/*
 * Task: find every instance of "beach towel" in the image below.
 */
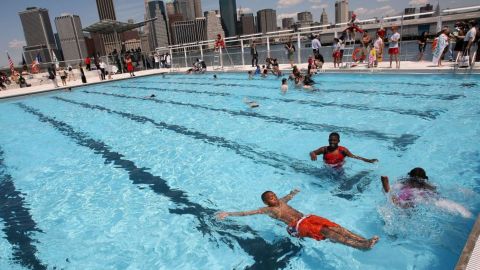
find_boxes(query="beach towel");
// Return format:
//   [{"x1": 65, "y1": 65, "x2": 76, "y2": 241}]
[{"x1": 432, "y1": 34, "x2": 448, "y2": 65}]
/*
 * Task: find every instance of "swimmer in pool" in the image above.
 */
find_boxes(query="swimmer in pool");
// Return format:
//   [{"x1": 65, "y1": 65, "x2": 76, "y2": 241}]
[
  {"x1": 243, "y1": 98, "x2": 259, "y2": 108},
  {"x1": 281, "y1": 78, "x2": 288, "y2": 93},
  {"x1": 310, "y1": 132, "x2": 378, "y2": 168},
  {"x1": 381, "y1": 167, "x2": 472, "y2": 218},
  {"x1": 216, "y1": 189, "x2": 379, "y2": 250},
  {"x1": 144, "y1": 94, "x2": 156, "y2": 99},
  {"x1": 213, "y1": 74, "x2": 217, "y2": 80}
]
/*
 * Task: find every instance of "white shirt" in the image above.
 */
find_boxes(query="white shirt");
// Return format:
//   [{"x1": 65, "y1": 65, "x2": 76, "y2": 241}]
[
  {"x1": 312, "y1": 38, "x2": 322, "y2": 50},
  {"x1": 374, "y1": 37, "x2": 383, "y2": 51},
  {"x1": 464, "y1": 27, "x2": 477, "y2": 42},
  {"x1": 389, "y1": 32, "x2": 400, "y2": 48},
  {"x1": 99, "y1": 62, "x2": 106, "y2": 69}
]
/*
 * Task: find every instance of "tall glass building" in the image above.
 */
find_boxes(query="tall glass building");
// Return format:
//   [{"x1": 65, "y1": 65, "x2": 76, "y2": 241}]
[{"x1": 219, "y1": 0, "x2": 237, "y2": 37}]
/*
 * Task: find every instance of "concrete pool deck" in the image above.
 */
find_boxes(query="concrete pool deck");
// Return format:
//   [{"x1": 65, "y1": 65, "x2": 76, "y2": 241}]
[
  {"x1": 0, "y1": 60, "x2": 479, "y2": 100},
  {"x1": 456, "y1": 215, "x2": 480, "y2": 270}
]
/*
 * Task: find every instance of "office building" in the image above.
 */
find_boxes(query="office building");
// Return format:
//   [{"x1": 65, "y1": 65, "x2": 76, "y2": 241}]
[
  {"x1": 96, "y1": 0, "x2": 116, "y2": 20},
  {"x1": 176, "y1": 0, "x2": 195, "y2": 21},
  {"x1": 257, "y1": 9, "x2": 277, "y2": 33},
  {"x1": 320, "y1": 8, "x2": 328, "y2": 26},
  {"x1": 419, "y1": 4, "x2": 433, "y2": 18},
  {"x1": 282, "y1": 17, "x2": 294, "y2": 29},
  {"x1": 240, "y1": 13, "x2": 256, "y2": 35},
  {"x1": 194, "y1": 0, "x2": 202, "y2": 18},
  {"x1": 95, "y1": 0, "x2": 120, "y2": 55},
  {"x1": 171, "y1": 18, "x2": 206, "y2": 44},
  {"x1": 297, "y1": 11, "x2": 313, "y2": 26},
  {"x1": 146, "y1": 0, "x2": 170, "y2": 49},
  {"x1": 205, "y1": 10, "x2": 225, "y2": 42},
  {"x1": 219, "y1": 0, "x2": 237, "y2": 37},
  {"x1": 404, "y1": 7, "x2": 416, "y2": 20},
  {"x1": 166, "y1": 1, "x2": 176, "y2": 16},
  {"x1": 335, "y1": 0, "x2": 349, "y2": 24},
  {"x1": 54, "y1": 14, "x2": 88, "y2": 64},
  {"x1": 19, "y1": 7, "x2": 57, "y2": 63}
]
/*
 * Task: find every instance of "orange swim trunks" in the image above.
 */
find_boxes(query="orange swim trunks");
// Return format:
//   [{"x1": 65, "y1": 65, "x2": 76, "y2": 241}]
[{"x1": 287, "y1": 215, "x2": 339, "y2": 241}]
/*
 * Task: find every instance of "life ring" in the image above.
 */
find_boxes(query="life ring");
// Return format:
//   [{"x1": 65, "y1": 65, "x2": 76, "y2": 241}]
[{"x1": 352, "y1": 47, "x2": 366, "y2": 62}]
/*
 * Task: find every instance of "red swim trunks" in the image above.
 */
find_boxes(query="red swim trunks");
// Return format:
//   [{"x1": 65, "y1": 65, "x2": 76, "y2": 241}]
[
  {"x1": 287, "y1": 215, "x2": 339, "y2": 241},
  {"x1": 388, "y1": 48, "x2": 399, "y2": 55}
]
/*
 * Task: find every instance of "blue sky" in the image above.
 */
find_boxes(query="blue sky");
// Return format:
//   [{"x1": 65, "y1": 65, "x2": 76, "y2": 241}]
[{"x1": 1, "y1": 0, "x2": 477, "y2": 67}]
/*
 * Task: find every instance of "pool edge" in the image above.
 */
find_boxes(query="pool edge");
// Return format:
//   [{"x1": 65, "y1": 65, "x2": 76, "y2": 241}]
[{"x1": 456, "y1": 214, "x2": 480, "y2": 270}]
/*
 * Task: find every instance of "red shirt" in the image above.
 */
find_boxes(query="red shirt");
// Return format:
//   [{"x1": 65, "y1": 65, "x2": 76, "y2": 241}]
[{"x1": 323, "y1": 146, "x2": 348, "y2": 167}]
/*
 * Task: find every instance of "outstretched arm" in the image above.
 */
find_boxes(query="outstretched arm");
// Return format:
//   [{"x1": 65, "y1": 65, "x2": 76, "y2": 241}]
[
  {"x1": 344, "y1": 148, "x2": 378, "y2": 163},
  {"x1": 381, "y1": 176, "x2": 390, "y2": 193},
  {"x1": 280, "y1": 189, "x2": 300, "y2": 203},
  {"x1": 310, "y1": 147, "x2": 326, "y2": 161},
  {"x1": 216, "y1": 208, "x2": 267, "y2": 220}
]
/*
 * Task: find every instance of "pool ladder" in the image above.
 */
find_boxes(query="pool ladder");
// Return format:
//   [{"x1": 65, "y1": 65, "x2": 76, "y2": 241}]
[{"x1": 212, "y1": 48, "x2": 237, "y2": 71}]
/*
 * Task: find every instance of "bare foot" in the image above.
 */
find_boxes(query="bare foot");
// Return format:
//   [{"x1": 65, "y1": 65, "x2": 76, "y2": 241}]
[{"x1": 368, "y1": 236, "x2": 379, "y2": 248}]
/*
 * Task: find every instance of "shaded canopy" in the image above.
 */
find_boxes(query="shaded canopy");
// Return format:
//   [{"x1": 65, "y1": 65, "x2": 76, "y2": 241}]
[{"x1": 83, "y1": 18, "x2": 156, "y2": 34}]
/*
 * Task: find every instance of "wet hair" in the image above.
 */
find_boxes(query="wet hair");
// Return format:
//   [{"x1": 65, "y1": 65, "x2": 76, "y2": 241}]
[
  {"x1": 282, "y1": 78, "x2": 287, "y2": 84},
  {"x1": 408, "y1": 167, "x2": 428, "y2": 180},
  {"x1": 404, "y1": 167, "x2": 436, "y2": 191},
  {"x1": 329, "y1": 132, "x2": 340, "y2": 140},
  {"x1": 213, "y1": 74, "x2": 217, "y2": 79},
  {"x1": 261, "y1": 191, "x2": 274, "y2": 202}
]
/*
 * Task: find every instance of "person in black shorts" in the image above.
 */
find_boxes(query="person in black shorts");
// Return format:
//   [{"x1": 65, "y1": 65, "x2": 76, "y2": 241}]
[{"x1": 417, "y1": 31, "x2": 428, "y2": 61}]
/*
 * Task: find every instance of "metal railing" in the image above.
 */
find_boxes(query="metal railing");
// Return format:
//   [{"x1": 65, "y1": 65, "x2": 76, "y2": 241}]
[{"x1": 156, "y1": 5, "x2": 480, "y2": 69}]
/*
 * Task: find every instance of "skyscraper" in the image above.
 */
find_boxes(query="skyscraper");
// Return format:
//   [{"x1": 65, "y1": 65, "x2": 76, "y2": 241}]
[
  {"x1": 240, "y1": 13, "x2": 255, "y2": 35},
  {"x1": 297, "y1": 11, "x2": 313, "y2": 26},
  {"x1": 54, "y1": 14, "x2": 88, "y2": 63},
  {"x1": 166, "y1": 1, "x2": 176, "y2": 16},
  {"x1": 96, "y1": 0, "x2": 116, "y2": 20},
  {"x1": 219, "y1": 0, "x2": 237, "y2": 37},
  {"x1": 171, "y1": 18, "x2": 206, "y2": 44},
  {"x1": 19, "y1": 7, "x2": 57, "y2": 63},
  {"x1": 257, "y1": 9, "x2": 277, "y2": 33},
  {"x1": 194, "y1": 0, "x2": 202, "y2": 18},
  {"x1": 282, "y1": 18, "x2": 294, "y2": 29},
  {"x1": 146, "y1": 1, "x2": 170, "y2": 49},
  {"x1": 335, "y1": 0, "x2": 349, "y2": 24},
  {"x1": 176, "y1": 0, "x2": 195, "y2": 21},
  {"x1": 95, "y1": 0, "x2": 119, "y2": 55},
  {"x1": 320, "y1": 8, "x2": 328, "y2": 25},
  {"x1": 205, "y1": 10, "x2": 225, "y2": 42}
]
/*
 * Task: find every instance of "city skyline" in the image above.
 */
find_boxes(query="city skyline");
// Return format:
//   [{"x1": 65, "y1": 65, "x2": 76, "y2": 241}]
[{"x1": 1, "y1": 0, "x2": 478, "y2": 67}]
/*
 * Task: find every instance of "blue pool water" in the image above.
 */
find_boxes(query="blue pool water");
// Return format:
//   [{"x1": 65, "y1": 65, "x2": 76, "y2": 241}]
[{"x1": 0, "y1": 73, "x2": 479, "y2": 269}]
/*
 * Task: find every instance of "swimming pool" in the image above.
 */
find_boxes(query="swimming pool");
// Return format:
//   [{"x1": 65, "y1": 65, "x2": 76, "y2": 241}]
[{"x1": 0, "y1": 72, "x2": 478, "y2": 269}]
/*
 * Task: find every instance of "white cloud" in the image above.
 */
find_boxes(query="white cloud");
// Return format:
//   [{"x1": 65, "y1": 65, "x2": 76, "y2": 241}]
[
  {"x1": 237, "y1": 7, "x2": 252, "y2": 14},
  {"x1": 312, "y1": 4, "x2": 328, "y2": 9},
  {"x1": 354, "y1": 5, "x2": 397, "y2": 18},
  {"x1": 8, "y1": 39, "x2": 26, "y2": 49},
  {"x1": 277, "y1": 0, "x2": 304, "y2": 8},
  {"x1": 408, "y1": 0, "x2": 429, "y2": 6},
  {"x1": 308, "y1": 0, "x2": 328, "y2": 10},
  {"x1": 277, "y1": 12, "x2": 298, "y2": 20}
]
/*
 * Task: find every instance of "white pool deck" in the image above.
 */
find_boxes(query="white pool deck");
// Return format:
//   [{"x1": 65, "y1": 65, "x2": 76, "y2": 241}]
[
  {"x1": 457, "y1": 215, "x2": 480, "y2": 270},
  {"x1": 0, "y1": 60, "x2": 478, "y2": 100}
]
